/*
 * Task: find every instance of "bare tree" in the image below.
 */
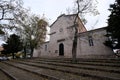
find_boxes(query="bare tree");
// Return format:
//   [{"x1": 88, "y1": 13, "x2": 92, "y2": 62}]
[
  {"x1": 26, "y1": 15, "x2": 48, "y2": 58},
  {"x1": 66, "y1": 0, "x2": 98, "y2": 24},
  {"x1": 72, "y1": 0, "x2": 98, "y2": 62},
  {"x1": 0, "y1": 0, "x2": 23, "y2": 20},
  {"x1": 0, "y1": 0, "x2": 25, "y2": 49},
  {"x1": 12, "y1": 11, "x2": 48, "y2": 58}
]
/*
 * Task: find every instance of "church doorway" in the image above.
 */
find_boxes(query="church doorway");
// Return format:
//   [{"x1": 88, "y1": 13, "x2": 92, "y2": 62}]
[{"x1": 59, "y1": 43, "x2": 64, "y2": 56}]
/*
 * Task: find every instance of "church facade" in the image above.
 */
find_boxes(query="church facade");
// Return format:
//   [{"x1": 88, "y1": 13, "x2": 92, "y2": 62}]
[{"x1": 33, "y1": 14, "x2": 113, "y2": 58}]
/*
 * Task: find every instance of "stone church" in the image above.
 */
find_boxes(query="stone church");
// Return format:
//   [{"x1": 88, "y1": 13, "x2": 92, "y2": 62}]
[{"x1": 33, "y1": 14, "x2": 113, "y2": 58}]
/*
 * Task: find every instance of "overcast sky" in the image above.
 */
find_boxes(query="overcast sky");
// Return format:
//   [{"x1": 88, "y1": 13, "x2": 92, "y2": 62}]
[
  {"x1": 23, "y1": 0, "x2": 115, "y2": 30},
  {"x1": 0, "y1": 0, "x2": 115, "y2": 45}
]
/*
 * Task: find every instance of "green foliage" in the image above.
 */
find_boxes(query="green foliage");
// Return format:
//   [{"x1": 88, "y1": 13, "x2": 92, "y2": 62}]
[
  {"x1": 0, "y1": 29, "x2": 4, "y2": 34},
  {"x1": 0, "y1": 24, "x2": 4, "y2": 34},
  {"x1": 106, "y1": 0, "x2": 120, "y2": 48},
  {"x1": 104, "y1": 40, "x2": 113, "y2": 48},
  {"x1": 13, "y1": 13, "x2": 48, "y2": 58},
  {"x1": 27, "y1": 17, "x2": 48, "y2": 57},
  {"x1": 1, "y1": 34, "x2": 23, "y2": 58},
  {"x1": 15, "y1": 52, "x2": 24, "y2": 58},
  {"x1": 107, "y1": 0, "x2": 120, "y2": 38}
]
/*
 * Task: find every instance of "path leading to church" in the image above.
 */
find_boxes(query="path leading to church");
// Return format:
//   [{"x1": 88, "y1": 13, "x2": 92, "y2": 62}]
[{"x1": 0, "y1": 58, "x2": 120, "y2": 80}]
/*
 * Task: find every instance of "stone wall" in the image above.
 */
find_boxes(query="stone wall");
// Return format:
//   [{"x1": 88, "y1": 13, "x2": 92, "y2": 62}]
[{"x1": 76, "y1": 27, "x2": 113, "y2": 58}]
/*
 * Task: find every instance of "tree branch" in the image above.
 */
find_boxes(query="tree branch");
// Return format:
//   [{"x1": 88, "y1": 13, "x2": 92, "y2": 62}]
[{"x1": 0, "y1": 6, "x2": 5, "y2": 20}]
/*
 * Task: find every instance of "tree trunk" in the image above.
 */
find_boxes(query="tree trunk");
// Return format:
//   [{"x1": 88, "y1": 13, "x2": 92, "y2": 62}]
[
  {"x1": 12, "y1": 53, "x2": 15, "y2": 59},
  {"x1": 72, "y1": 0, "x2": 79, "y2": 62},
  {"x1": 72, "y1": 20, "x2": 78, "y2": 63},
  {"x1": 30, "y1": 47, "x2": 34, "y2": 58},
  {"x1": 72, "y1": 34, "x2": 78, "y2": 62},
  {"x1": 23, "y1": 46, "x2": 26, "y2": 58}
]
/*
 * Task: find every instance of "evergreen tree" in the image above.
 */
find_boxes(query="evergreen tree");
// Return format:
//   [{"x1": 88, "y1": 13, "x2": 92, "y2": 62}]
[
  {"x1": 2, "y1": 34, "x2": 23, "y2": 58},
  {"x1": 106, "y1": 0, "x2": 120, "y2": 48}
]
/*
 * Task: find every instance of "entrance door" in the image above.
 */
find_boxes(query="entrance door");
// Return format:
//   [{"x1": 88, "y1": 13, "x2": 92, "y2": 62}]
[{"x1": 59, "y1": 43, "x2": 64, "y2": 56}]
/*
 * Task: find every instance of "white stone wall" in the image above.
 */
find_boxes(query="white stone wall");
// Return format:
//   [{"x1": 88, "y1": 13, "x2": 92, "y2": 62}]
[
  {"x1": 76, "y1": 28, "x2": 113, "y2": 58},
  {"x1": 46, "y1": 15, "x2": 75, "y2": 57},
  {"x1": 33, "y1": 42, "x2": 49, "y2": 57},
  {"x1": 46, "y1": 14, "x2": 86, "y2": 58}
]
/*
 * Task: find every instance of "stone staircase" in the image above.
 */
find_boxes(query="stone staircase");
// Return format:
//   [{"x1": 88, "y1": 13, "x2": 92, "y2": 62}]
[{"x1": 0, "y1": 58, "x2": 120, "y2": 80}]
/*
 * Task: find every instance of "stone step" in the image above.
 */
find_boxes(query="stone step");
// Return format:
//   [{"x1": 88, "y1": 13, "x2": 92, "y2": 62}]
[
  {"x1": 11, "y1": 60, "x2": 120, "y2": 80},
  {"x1": 0, "y1": 62, "x2": 46, "y2": 80},
  {"x1": 77, "y1": 59, "x2": 120, "y2": 63},
  {"x1": 77, "y1": 61, "x2": 120, "y2": 67},
  {"x1": 28, "y1": 58, "x2": 120, "y2": 67},
  {"x1": 19, "y1": 57, "x2": 120, "y2": 68},
  {"x1": 32, "y1": 57, "x2": 120, "y2": 63},
  {"x1": 30, "y1": 58, "x2": 120, "y2": 63},
  {"x1": 0, "y1": 67, "x2": 14, "y2": 80},
  {"x1": 24, "y1": 60, "x2": 120, "y2": 74},
  {"x1": 3, "y1": 61, "x2": 97, "y2": 80}
]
